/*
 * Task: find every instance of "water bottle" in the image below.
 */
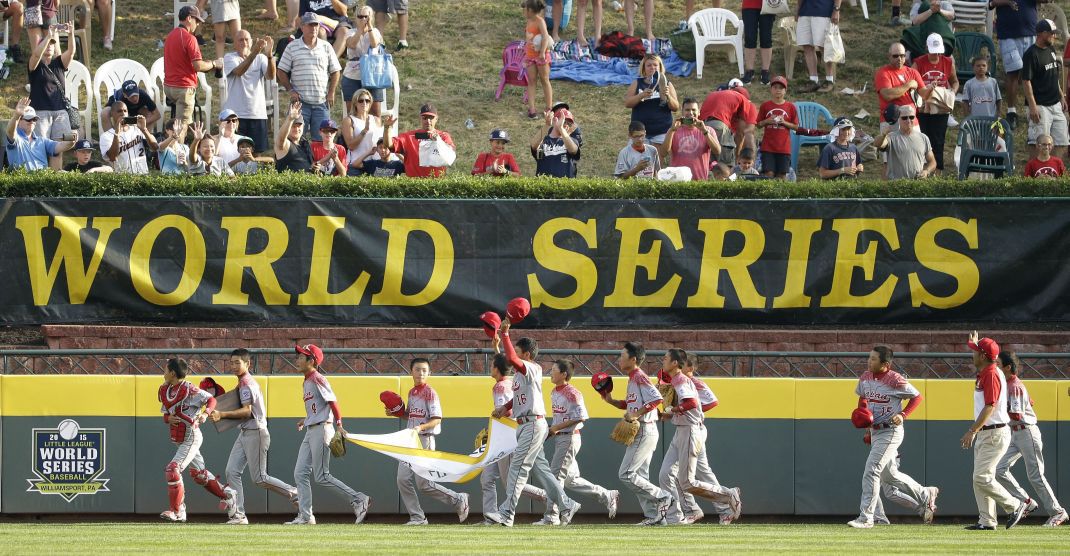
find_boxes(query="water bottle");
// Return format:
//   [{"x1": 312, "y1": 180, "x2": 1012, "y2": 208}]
[
  {"x1": 787, "y1": 166, "x2": 797, "y2": 182},
  {"x1": 464, "y1": 119, "x2": 475, "y2": 130}
]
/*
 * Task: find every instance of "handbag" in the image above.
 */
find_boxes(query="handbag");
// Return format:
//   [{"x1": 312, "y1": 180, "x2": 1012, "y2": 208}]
[
  {"x1": 823, "y1": 24, "x2": 845, "y2": 64},
  {"x1": 42, "y1": 61, "x2": 81, "y2": 130},
  {"x1": 761, "y1": 0, "x2": 792, "y2": 16},
  {"x1": 360, "y1": 45, "x2": 394, "y2": 90},
  {"x1": 924, "y1": 86, "x2": 955, "y2": 114},
  {"x1": 419, "y1": 136, "x2": 456, "y2": 167}
]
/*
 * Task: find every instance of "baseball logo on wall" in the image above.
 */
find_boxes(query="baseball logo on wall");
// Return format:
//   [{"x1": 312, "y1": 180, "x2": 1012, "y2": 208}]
[{"x1": 27, "y1": 419, "x2": 109, "y2": 502}]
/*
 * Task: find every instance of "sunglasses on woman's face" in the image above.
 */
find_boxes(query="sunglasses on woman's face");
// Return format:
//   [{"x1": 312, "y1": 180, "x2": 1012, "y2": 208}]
[
  {"x1": 356, "y1": 14, "x2": 368, "y2": 19},
  {"x1": 357, "y1": 98, "x2": 372, "y2": 103}
]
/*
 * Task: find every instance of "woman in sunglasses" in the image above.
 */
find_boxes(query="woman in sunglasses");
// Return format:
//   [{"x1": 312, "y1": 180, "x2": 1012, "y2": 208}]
[{"x1": 342, "y1": 5, "x2": 385, "y2": 117}]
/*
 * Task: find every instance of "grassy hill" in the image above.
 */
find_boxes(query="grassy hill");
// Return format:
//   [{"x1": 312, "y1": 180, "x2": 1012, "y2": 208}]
[{"x1": 0, "y1": 0, "x2": 1042, "y2": 179}]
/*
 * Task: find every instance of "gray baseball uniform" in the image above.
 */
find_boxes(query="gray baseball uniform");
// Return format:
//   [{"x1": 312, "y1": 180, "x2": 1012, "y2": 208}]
[
  {"x1": 542, "y1": 384, "x2": 614, "y2": 521},
  {"x1": 665, "y1": 375, "x2": 732, "y2": 521},
  {"x1": 480, "y1": 378, "x2": 546, "y2": 521},
  {"x1": 397, "y1": 383, "x2": 466, "y2": 522},
  {"x1": 854, "y1": 370, "x2": 932, "y2": 523},
  {"x1": 618, "y1": 368, "x2": 670, "y2": 520},
  {"x1": 995, "y1": 375, "x2": 1065, "y2": 516},
  {"x1": 496, "y1": 335, "x2": 577, "y2": 526},
  {"x1": 293, "y1": 371, "x2": 368, "y2": 522},
  {"x1": 224, "y1": 372, "x2": 297, "y2": 520},
  {"x1": 873, "y1": 455, "x2": 924, "y2": 522},
  {"x1": 162, "y1": 382, "x2": 213, "y2": 473}
]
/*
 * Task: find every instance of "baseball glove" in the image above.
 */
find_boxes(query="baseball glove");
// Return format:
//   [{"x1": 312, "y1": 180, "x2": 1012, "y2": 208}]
[
  {"x1": 657, "y1": 383, "x2": 677, "y2": 409},
  {"x1": 474, "y1": 427, "x2": 488, "y2": 450},
  {"x1": 851, "y1": 407, "x2": 874, "y2": 429},
  {"x1": 610, "y1": 419, "x2": 640, "y2": 446},
  {"x1": 329, "y1": 426, "x2": 347, "y2": 458}
]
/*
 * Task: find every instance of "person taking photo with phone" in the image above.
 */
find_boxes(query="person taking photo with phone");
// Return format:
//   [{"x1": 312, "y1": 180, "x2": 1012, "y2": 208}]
[
  {"x1": 100, "y1": 101, "x2": 157, "y2": 174},
  {"x1": 659, "y1": 97, "x2": 720, "y2": 181},
  {"x1": 26, "y1": 22, "x2": 75, "y2": 170}
]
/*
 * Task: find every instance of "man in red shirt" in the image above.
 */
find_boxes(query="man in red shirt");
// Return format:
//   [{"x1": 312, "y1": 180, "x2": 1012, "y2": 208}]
[
  {"x1": 381, "y1": 103, "x2": 455, "y2": 178},
  {"x1": 874, "y1": 42, "x2": 924, "y2": 133},
  {"x1": 699, "y1": 84, "x2": 758, "y2": 180},
  {"x1": 961, "y1": 331, "x2": 1027, "y2": 530},
  {"x1": 163, "y1": 6, "x2": 222, "y2": 123}
]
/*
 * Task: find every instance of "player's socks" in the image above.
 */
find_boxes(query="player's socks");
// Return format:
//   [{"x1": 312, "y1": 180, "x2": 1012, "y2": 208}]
[{"x1": 168, "y1": 482, "x2": 184, "y2": 512}]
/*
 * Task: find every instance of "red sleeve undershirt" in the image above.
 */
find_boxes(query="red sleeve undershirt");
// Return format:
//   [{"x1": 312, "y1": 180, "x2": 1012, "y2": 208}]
[
  {"x1": 501, "y1": 332, "x2": 526, "y2": 374},
  {"x1": 328, "y1": 401, "x2": 342, "y2": 424},
  {"x1": 503, "y1": 399, "x2": 513, "y2": 411},
  {"x1": 901, "y1": 394, "x2": 921, "y2": 418},
  {"x1": 858, "y1": 396, "x2": 868, "y2": 409},
  {"x1": 702, "y1": 400, "x2": 719, "y2": 412},
  {"x1": 980, "y1": 367, "x2": 1001, "y2": 406},
  {"x1": 638, "y1": 400, "x2": 660, "y2": 415},
  {"x1": 674, "y1": 398, "x2": 698, "y2": 413},
  {"x1": 603, "y1": 394, "x2": 626, "y2": 410}
]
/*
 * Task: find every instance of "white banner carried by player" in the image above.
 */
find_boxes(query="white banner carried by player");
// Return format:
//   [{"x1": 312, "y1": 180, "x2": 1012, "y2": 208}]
[{"x1": 346, "y1": 418, "x2": 517, "y2": 484}]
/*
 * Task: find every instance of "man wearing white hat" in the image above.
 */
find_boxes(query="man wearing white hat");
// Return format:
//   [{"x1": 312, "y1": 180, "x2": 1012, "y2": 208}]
[
  {"x1": 5, "y1": 97, "x2": 76, "y2": 171},
  {"x1": 912, "y1": 32, "x2": 959, "y2": 175},
  {"x1": 1021, "y1": 19, "x2": 1067, "y2": 160}
]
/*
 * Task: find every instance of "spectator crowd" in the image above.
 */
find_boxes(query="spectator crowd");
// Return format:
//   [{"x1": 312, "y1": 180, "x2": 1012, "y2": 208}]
[{"x1": 2, "y1": 0, "x2": 1068, "y2": 180}]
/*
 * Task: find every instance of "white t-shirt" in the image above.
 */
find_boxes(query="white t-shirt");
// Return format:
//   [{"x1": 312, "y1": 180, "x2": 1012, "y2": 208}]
[
  {"x1": 100, "y1": 127, "x2": 149, "y2": 174},
  {"x1": 345, "y1": 114, "x2": 383, "y2": 166},
  {"x1": 343, "y1": 28, "x2": 383, "y2": 81},
  {"x1": 223, "y1": 52, "x2": 269, "y2": 120},
  {"x1": 215, "y1": 133, "x2": 243, "y2": 164}
]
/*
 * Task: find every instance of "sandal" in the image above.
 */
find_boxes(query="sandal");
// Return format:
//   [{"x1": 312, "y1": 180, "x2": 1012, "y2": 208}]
[{"x1": 527, "y1": 109, "x2": 539, "y2": 119}]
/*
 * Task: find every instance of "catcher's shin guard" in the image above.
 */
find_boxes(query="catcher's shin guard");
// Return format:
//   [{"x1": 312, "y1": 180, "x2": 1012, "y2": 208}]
[
  {"x1": 190, "y1": 468, "x2": 228, "y2": 499},
  {"x1": 165, "y1": 462, "x2": 185, "y2": 511}
]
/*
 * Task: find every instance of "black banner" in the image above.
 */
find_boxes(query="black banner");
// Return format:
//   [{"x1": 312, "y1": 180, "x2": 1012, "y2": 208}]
[{"x1": 1, "y1": 198, "x2": 1068, "y2": 325}]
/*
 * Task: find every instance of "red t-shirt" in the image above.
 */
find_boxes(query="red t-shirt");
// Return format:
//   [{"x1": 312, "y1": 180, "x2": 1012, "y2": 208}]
[
  {"x1": 699, "y1": 90, "x2": 758, "y2": 133},
  {"x1": 668, "y1": 126, "x2": 712, "y2": 181},
  {"x1": 912, "y1": 55, "x2": 954, "y2": 88},
  {"x1": 1024, "y1": 157, "x2": 1065, "y2": 178},
  {"x1": 471, "y1": 152, "x2": 520, "y2": 176},
  {"x1": 310, "y1": 142, "x2": 348, "y2": 176},
  {"x1": 742, "y1": 0, "x2": 762, "y2": 9},
  {"x1": 758, "y1": 100, "x2": 798, "y2": 154},
  {"x1": 393, "y1": 129, "x2": 455, "y2": 178},
  {"x1": 163, "y1": 27, "x2": 202, "y2": 88},
  {"x1": 874, "y1": 64, "x2": 924, "y2": 122}
]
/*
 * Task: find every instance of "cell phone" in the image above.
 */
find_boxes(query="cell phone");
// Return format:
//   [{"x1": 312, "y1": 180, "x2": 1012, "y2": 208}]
[
  {"x1": 122, "y1": 116, "x2": 138, "y2": 125},
  {"x1": 681, "y1": 117, "x2": 695, "y2": 126},
  {"x1": 415, "y1": 131, "x2": 431, "y2": 140}
]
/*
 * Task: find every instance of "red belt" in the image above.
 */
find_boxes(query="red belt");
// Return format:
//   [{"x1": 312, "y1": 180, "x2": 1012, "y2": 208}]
[
  {"x1": 980, "y1": 423, "x2": 1007, "y2": 431},
  {"x1": 871, "y1": 423, "x2": 898, "y2": 430},
  {"x1": 1011, "y1": 424, "x2": 1032, "y2": 432},
  {"x1": 517, "y1": 415, "x2": 543, "y2": 424}
]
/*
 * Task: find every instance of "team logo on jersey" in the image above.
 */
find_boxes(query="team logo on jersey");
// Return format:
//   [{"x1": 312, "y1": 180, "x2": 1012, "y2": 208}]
[{"x1": 27, "y1": 419, "x2": 109, "y2": 502}]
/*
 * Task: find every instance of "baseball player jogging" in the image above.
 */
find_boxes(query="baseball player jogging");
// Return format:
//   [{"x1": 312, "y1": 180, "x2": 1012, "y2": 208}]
[
  {"x1": 994, "y1": 351, "x2": 1068, "y2": 527},
  {"x1": 288, "y1": 344, "x2": 371, "y2": 525},
  {"x1": 534, "y1": 359, "x2": 620, "y2": 525},
  {"x1": 849, "y1": 346, "x2": 937, "y2": 529},
  {"x1": 961, "y1": 332, "x2": 1027, "y2": 530},
  {"x1": 658, "y1": 349, "x2": 741, "y2": 525},
  {"x1": 679, "y1": 355, "x2": 734, "y2": 524},
  {"x1": 159, "y1": 358, "x2": 237, "y2": 522},
  {"x1": 485, "y1": 318, "x2": 580, "y2": 527},
  {"x1": 480, "y1": 351, "x2": 547, "y2": 524},
  {"x1": 394, "y1": 358, "x2": 471, "y2": 525},
  {"x1": 209, "y1": 348, "x2": 299, "y2": 525},
  {"x1": 599, "y1": 342, "x2": 674, "y2": 526}
]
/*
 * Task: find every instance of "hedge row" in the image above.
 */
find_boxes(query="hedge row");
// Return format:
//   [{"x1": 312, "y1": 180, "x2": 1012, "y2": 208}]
[{"x1": 2, "y1": 171, "x2": 1070, "y2": 199}]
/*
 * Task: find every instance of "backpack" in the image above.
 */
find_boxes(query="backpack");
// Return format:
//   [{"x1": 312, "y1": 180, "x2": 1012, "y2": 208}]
[{"x1": 595, "y1": 31, "x2": 646, "y2": 59}]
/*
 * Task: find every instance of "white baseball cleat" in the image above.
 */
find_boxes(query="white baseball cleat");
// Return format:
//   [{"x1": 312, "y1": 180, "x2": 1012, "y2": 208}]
[
  {"x1": 559, "y1": 501, "x2": 581, "y2": 526},
  {"x1": 160, "y1": 505, "x2": 187, "y2": 522},
  {"x1": 288, "y1": 490, "x2": 300, "y2": 509},
  {"x1": 719, "y1": 513, "x2": 734, "y2": 525},
  {"x1": 682, "y1": 511, "x2": 704, "y2": 525},
  {"x1": 606, "y1": 490, "x2": 620, "y2": 519},
  {"x1": 353, "y1": 494, "x2": 371, "y2": 524},
  {"x1": 532, "y1": 517, "x2": 559, "y2": 526},
  {"x1": 922, "y1": 486, "x2": 939, "y2": 524},
  {"x1": 728, "y1": 487, "x2": 743, "y2": 521},
  {"x1": 284, "y1": 516, "x2": 315, "y2": 525},
  {"x1": 1044, "y1": 511, "x2": 1068, "y2": 527},
  {"x1": 220, "y1": 486, "x2": 238, "y2": 519},
  {"x1": 847, "y1": 518, "x2": 874, "y2": 529},
  {"x1": 404, "y1": 519, "x2": 429, "y2": 526},
  {"x1": 226, "y1": 516, "x2": 249, "y2": 525},
  {"x1": 456, "y1": 492, "x2": 470, "y2": 523},
  {"x1": 1023, "y1": 498, "x2": 1039, "y2": 517}
]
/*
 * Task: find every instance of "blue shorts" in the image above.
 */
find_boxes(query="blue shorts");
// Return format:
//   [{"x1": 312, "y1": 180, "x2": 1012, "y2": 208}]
[
  {"x1": 1000, "y1": 36, "x2": 1034, "y2": 73},
  {"x1": 341, "y1": 76, "x2": 386, "y2": 103}
]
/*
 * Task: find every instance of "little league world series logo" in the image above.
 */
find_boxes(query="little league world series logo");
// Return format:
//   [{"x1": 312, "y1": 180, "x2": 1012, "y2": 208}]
[{"x1": 27, "y1": 419, "x2": 109, "y2": 502}]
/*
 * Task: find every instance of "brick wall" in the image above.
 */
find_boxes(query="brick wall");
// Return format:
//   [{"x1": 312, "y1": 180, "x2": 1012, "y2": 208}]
[{"x1": 40, "y1": 325, "x2": 1070, "y2": 354}]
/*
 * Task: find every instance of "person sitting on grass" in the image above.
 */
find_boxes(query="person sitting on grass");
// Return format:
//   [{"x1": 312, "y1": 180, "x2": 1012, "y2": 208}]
[
  {"x1": 189, "y1": 121, "x2": 235, "y2": 176},
  {"x1": 63, "y1": 139, "x2": 112, "y2": 173},
  {"x1": 1023, "y1": 134, "x2": 1065, "y2": 178},
  {"x1": 310, "y1": 118, "x2": 347, "y2": 176},
  {"x1": 231, "y1": 136, "x2": 262, "y2": 175},
  {"x1": 614, "y1": 121, "x2": 660, "y2": 179},
  {"x1": 472, "y1": 129, "x2": 521, "y2": 177},
  {"x1": 730, "y1": 147, "x2": 760, "y2": 177},
  {"x1": 361, "y1": 138, "x2": 405, "y2": 177}
]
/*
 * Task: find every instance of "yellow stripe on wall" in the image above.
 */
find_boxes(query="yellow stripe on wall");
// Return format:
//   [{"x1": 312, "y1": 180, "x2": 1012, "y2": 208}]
[
  {"x1": 705, "y1": 378, "x2": 795, "y2": 419},
  {"x1": 2, "y1": 376, "x2": 135, "y2": 417}
]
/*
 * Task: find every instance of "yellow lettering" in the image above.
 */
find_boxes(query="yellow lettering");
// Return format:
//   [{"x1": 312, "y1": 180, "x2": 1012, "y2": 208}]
[
  {"x1": 526, "y1": 218, "x2": 598, "y2": 310},
  {"x1": 371, "y1": 219, "x2": 453, "y2": 306},
  {"x1": 297, "y1": 216, "x2": 371, "y2": 305},
  {"x1": 604, "y1": 218, "x2": 682, "y2": 307},
  {"x1": 129, "y1": 215, "x2": 205, "y2": 305},
  {"x1": 686, "y1": 219, "x2": 766, "y2": 309},
  {"x1": 772, "y1": 219, "x2": 823, "y2": 309},
  {"x1": 821, "y1": 219, "x2": 899, "y2": 308},
  {"x1": 211, "y1": 217, "x2": 291, "y2": 305},
  {"x1": 15, "y1": 216, "x2": 122, "y2": 305},
  {"x1": 908, "y1": 217, "x2": 979, "y2": 309}
]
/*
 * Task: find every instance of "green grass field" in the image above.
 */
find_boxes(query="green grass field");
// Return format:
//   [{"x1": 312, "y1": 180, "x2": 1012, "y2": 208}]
[{"x1": 0, "y1": 521, "x2": 1065, "y2": 554}]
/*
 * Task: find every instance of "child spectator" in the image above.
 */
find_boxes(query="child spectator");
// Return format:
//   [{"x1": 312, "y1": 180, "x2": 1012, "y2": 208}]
[
  {"x1": 522, "y1": 0, "x2": 553, "y2": 119},
  {"x1": 819, "y1": 118, "x2": 864, "y2": 179},
  {"x1": 63, "y1": 139, "x2": 111, "y2": 172},
  {"x1": 189, "y1": 122, "x2": 234, "y2": 176},
  {"x1": 472, "y1": 129, "x2": 521, "y2": 177},
  {"x1": 1023, "y1": 134, "x2": 1065, "y2": 178},
  {"x1": 310, "y1": 119, "x2": 346, "y2": 176},
  {"x1": 757, "y1": 76, "x2": 798, "y2": 179},
  {"x1": 531, "y1": 107, "x2": 581, "y2": 177},
  {"x1": 614, "y1": 121, "x2": 660, "y2": 179},
  {"x1": 731, "y1": 148, "x2": 760, "y2": 177},
  {"x1": 961, "y1": 56, "x2": 1001, "y2": 119},
  {"x1": 362, "y1": 138, "x2": 406, "y2": 177},
  {"x1": 231, "y1": 136, "x2": 260, "y2": 174},
  {"x1": 158, "y1": 119, "x2": 191, "y2": 174}
]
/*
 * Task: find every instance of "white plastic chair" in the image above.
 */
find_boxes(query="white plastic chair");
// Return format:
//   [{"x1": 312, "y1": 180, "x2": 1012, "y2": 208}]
[
  {"x1": 93, "y1": 58, "x2": 155, "y2": 139},
  {"x1": 385, "y1": 63, "x2": 400, "y2": 136},
  {"x1": 687, "y1": 8, "x2": 744, "y2": 79},
  {"x1": 846, "y1": 0, "x2": 869, "y2": 19},
  {"x1": 65, "y1": 60, "x2": 94, "y2": 141},
  {"x1": 150, "y1": 57, "x2": 212, "y2": 130},
  {"x1": 948, "y1": 0, "x2": 992, "y2": 34}
]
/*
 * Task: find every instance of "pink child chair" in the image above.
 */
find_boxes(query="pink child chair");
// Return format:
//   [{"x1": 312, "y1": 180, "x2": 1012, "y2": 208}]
[{"x1": 495, "y1": 40, "x2": 529, "y2": 102}]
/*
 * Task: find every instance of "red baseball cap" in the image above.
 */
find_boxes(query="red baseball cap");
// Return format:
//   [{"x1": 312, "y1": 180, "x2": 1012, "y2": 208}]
[
  {"x1": 770, "y1": 76, "x2": 788, "y2": 89},
  {"x1": 480, "y1": 311, "x2": 502, "y2": 338},
  {"x1": 968, "y1": 337, "x2": 1000, "y2": 360},
  {"x1": 295, "y1": 343, "x2": 324, "y2": 366},
  {"x1": 505, "y1": 297, "x2": 531, "y2": 323}
]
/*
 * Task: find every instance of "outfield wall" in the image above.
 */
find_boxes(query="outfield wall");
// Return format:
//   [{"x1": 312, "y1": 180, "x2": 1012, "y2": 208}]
[{"x1": 2, "y1": 375, "x2": 1068, "y2": 517}]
